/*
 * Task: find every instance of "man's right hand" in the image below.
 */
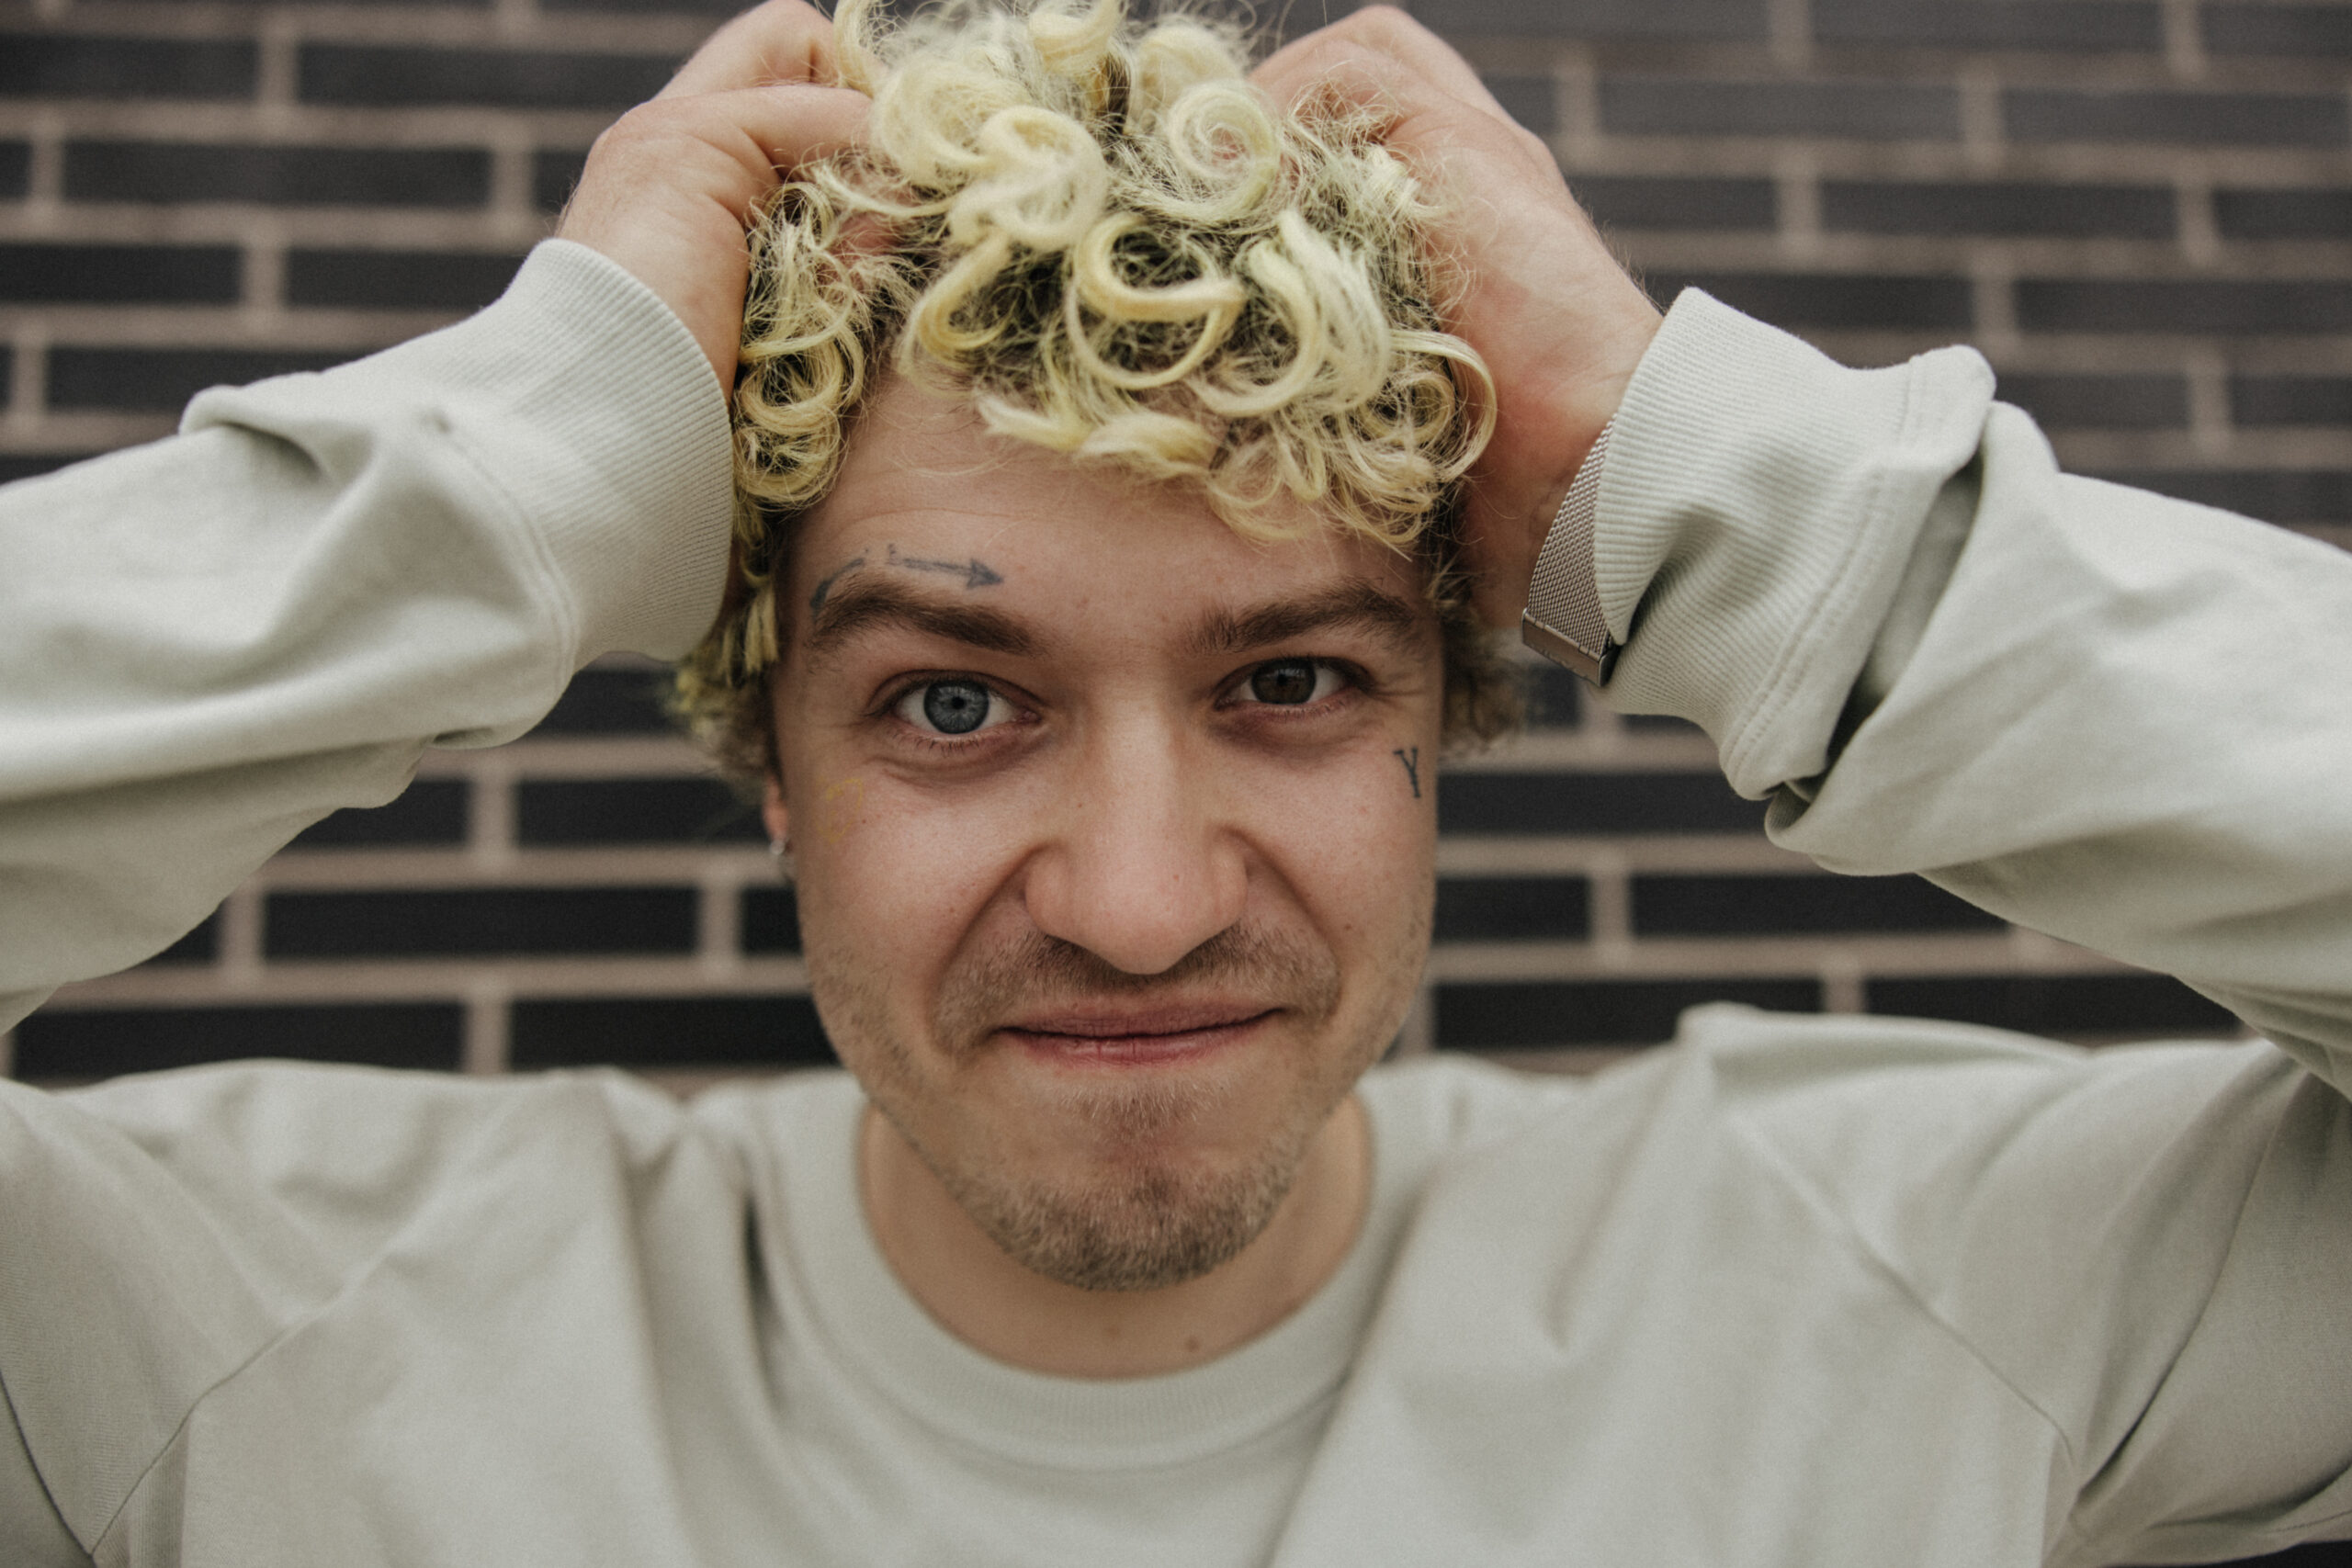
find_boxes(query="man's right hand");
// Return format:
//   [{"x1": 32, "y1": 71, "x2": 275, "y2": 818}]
[{"x1": 556, "y1": 0, "x2": 870, "y2": 389}]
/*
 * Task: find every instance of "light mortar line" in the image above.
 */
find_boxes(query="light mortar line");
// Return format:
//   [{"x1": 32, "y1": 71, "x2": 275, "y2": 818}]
[
  {"x1": 2162, "y1": 0, "x2": 2207, "y2": 83},
  {"x1": 1766, "y1": 0, "x2": 1811, "y2": 73},
  {"x1": 697, "y1": 870, "x2": 741, "y2": 979},
  {"x1": 2175, "y1": 168, "x2": 2220, "y2": 269},
  {"x1": 218, "y1": 883, "x2": 265, "y2": 984},
  {"x1": 2182, "y1": 342, "x2": 2234, "y2": 459},
  {"x1": 469, "y1": 752, "x2": 520, "y2": 871},
  {"x1": 257, "y1": 13, "x2": 303, "y2": 121},
  {"x1": 1967, "y1": 250, "x2": 2019, "y2": 363},
  {"x1": 42, "y1": 954, "x2": 812, "y2": 1009},
  {"x1": 1584, "y1": 847, "x2": 1632, "y2": 964},
  {"x1": 23, "y1": 108, "x2": 62, "y2": 231},
  {"x1": 6, "y1": 325, "x2": 46, "y2": 434},
  {"x1": 1773, "y1": 145, "x2": 1821, "y2": 265},
  {"x1": 463, "y1": 977, "x2": 511, "y2": 1074},
  {"x1": 1818, "y1": 950, "x2": 1864, "y2": 1014},
  {"x1": 242, "y1": 224, "x2": 288, "y2": 321},
  {"x1": 1555, "y1": 48, "x2": 1600, "y2": 169},
  {"x1": 1957, "y1": 62, "x2": 2004, "y2": 176}
]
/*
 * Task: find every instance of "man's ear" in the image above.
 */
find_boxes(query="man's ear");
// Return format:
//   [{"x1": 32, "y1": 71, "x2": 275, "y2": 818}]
[{"x1": 761, "y1": 775, "x2": 791, "y2": 850}]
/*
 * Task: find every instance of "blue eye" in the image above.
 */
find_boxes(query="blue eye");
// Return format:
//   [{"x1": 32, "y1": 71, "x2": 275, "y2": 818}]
[
  {"x1": 896, "y1": 678, "x2": 1003, "y2": 736},
  {"x1": 1237, "y1": 659, "x2": 1347, "y2": 706}
]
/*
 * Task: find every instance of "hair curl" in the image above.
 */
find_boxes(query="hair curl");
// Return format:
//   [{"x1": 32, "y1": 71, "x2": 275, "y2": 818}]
[{"x1": 673, "y1": 0, "x2": 1521, "y2": 783}]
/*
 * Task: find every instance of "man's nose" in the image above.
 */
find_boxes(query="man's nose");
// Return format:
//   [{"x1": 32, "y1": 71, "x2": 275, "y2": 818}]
[{"x1": 1020, "y1": 720, "x2": 1248, "y2": 976}]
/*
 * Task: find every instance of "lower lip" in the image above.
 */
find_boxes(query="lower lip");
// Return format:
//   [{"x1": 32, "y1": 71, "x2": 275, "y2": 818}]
[{"x1": 1005, "y1": 1012, "x2": 1272, "y2": 1067}]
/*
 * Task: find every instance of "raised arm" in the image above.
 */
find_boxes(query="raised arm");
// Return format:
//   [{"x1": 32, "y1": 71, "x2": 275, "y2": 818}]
[{"x1": 0, "y1": 1, "x2": 866, "y2": 1035}]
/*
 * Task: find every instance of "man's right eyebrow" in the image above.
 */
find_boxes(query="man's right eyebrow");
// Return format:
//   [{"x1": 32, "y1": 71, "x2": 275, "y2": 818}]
[{"x1": 802, "y1": 579, "x2": 1039, "y2": 659}]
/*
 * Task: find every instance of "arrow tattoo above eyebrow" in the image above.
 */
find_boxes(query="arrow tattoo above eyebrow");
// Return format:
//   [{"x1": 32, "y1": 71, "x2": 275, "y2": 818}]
[
  {"x1": 808, "y1": 554, "x2": 867, "y2": 615},
  {"x1": 1393, "y1": 746, "x2": 1421, "y2": 799},
  {"x1": 887, "y1": 542, "x2": 1004, "y2": 590}
]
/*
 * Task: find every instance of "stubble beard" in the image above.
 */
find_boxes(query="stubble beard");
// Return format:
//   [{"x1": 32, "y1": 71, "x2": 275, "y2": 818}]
[{"x1": 813, "y1": 920, "x2": 1381, "y2": 1294}]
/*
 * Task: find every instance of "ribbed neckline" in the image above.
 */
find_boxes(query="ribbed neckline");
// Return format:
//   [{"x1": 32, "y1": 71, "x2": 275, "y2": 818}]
[{"x1": 772, "y1": 1074, "x2": 1430, "y2": 1472}]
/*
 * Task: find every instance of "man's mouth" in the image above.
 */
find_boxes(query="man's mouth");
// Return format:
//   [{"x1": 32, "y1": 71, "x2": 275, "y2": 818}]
[{"x1": 1000, "y1": 1002, "x2": 1279, "y2": 1065}]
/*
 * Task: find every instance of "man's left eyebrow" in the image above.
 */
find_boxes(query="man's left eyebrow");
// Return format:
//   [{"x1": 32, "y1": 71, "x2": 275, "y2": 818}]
[{"x1": 1187, "y1": 582, "x2": 1434, "y2": 660}]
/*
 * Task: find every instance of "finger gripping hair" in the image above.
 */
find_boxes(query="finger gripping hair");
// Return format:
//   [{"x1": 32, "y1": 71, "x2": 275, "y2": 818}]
[{"x1": 675, "y1": 0, "x2": 1506, "y2": 778}]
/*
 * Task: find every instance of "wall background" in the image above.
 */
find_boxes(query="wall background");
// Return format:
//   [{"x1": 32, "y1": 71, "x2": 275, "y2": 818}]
[{"x1": 5, "y1": 0, "x2": 2347, "y2": 1092}]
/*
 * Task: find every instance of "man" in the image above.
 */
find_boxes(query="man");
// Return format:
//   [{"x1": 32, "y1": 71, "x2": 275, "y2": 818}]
[{"x1": 1, "y1": 3, "x2": 2347, "y2": 1565}]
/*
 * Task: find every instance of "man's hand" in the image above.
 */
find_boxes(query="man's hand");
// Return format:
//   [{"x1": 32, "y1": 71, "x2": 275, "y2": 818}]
[
  {"x1": 1254, "y1": 8, "x2": 1661, "y2": 626},
  {"x1": 557, "y1": 0, "x2": 870, "y2": 389}
]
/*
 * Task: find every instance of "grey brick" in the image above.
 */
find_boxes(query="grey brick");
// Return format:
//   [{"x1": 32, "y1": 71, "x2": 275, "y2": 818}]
[
  {"x1": 286, "y1": 248, "x2": 525, "y2": 310},
  {"x1": 1408, "y1": 0, "x2": 1768, "y2": 40},
  {"x1": 299, "y1": 44, "x2": 676, "y2": 110},
  {"x1": 1485, "y1": 75, "x2": 1556, "y2": 134},
  {"x1": 0, "y1": 454, "x2": 91, "y2": 484},
  {"x1": 2091, "y1": 468, "x2": 2352, "y2": 522},
  {"x1": 65, "y1": 142, "x2": 491, "y2": 208},
  {"x1": 1576, "y1": 175, "x2": 1777, "y2": 231},
  {"x1": 2006, "y1": 87, "x2": 2348, "y2": 148},
  {"x1": 1813, "y1": 0, "x2": 2162, "y2": 52},
  {"x1": 0, "y1": 35, "x2": 257, "y2": 99},
  {"x1": 2203, "y1": 5, "x2": 2352, "y2": 57},
  {"x1": 2015, "y1": 277, "x2": 2352, "y2": 333},
  {"x1": 1997, "y1": 371, "x2": 2188, "y2": 429},
  {"x1": 1655, "y1": 270, "x2": 1975, "y2": 329},
  {"x1": 533, "y1": 149, "x2": 591, "y2": 214},
  {"x1": 2214, "y1": 186, "x2": 2352, "y2": 240},
  {"x1": 2232, "y1": 375, "x2": 2352, "y2": 427},
  {"x1": 48, "y1": 345, "x2": 354, "y2": 412},
  {"x1": 0, "y1": 141, "x2": 28, "y2": 197},
  {"x1": 1603, "y1": 76, "x2": 1958, "y2": 139},
  {"x1": 0, "y1": 243, "x2": 240, "y2": 304},
  {"x1": 1821, "y1": 179, "x2": 2174, "y2": 238}
]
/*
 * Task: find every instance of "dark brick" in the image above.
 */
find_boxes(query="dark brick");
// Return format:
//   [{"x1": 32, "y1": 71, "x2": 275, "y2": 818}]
[
  {"x1": 0, "y1": 141, "x2": 28, "y2": 197},
  {"x1": 1407, "y1": 0, "x2": 1768, "y2": 41},
  {"x1": 1624, "y1": 713, "x2": 1706, "y2": 734},
  {"x1": 2087, "y1": 468, "x2": 2352, "y2": 524},
  {"x1": 140, "y1": 913, "x2": 220, "y2": 967},
  {"x1": 0, "y1": 454, "x2": 93, "y2": 484},
  {"x1": 2017, "y1": 278, "x2": 2352, "y2": 333},
  {"x1": 2214, "y1": 186, "x2": 2352, "y2": 240},
  {"x1": 529, "y1": 666, "x2": 676, "y2": 735},
  {"x1": 1439, "y1": 770, "x2": 1764, "y2": 835},
  {"x1": 1520, "y1": 660, "x2": 1585, "y2": 728},
  {"x1": 1484, "y1": 76, "x2": 1556, "y2": 134},
  {"x1": 299, "y1": 45, "x2": 675, "y2": 111},
  {"x1": 1821, "y1": 179, "x2": 2174, "y2": 238},
  {"x1": 1601, "y1": 77, "x2": 1958, "y2": 140},
  {"x1": 1654, "y1": 271, "x2": 1974, "y2": 331},
  {"x1": 516, "y1": 777, "x2": 763, "y2": 846},
  {"x1": 533, "y1": 149, "x2": 591, "y2": 215},
  {"x1": 1632, "y1": 872, "x2": 2003, "y2": 936},
  {"x1": 2215, "y1": 1544, "x2": 2352, "y2": 1568},
  {"x1": 0, "y1": 36, "x2": 257, "y2": 99},
  {"x1": 1436, "y1": 976, "x2": 1821, "y2": 1049},
  {"x1": 741, "y1": 886, "x2": 802, "y2": 954},
  {"x1": 2232, "y1": 376, "x2": 2352, "y2": 427},
  {"x1": 1812, "y1": 0, "x2": 2162, "y2": 51},
  {"x1": 0, "y1": 243, "x2": 240, "y2": 305},
  {"x1": 1435, "y1": 876, "x2": 1592, "y2": 942},
  {"x1": 2204, "y1": 5, "x2": 2352, "y2": 57},
  {"x1": 64, "y1": 142, "x2": 491, "y2": 209},
  {"x1": 286, "y1": 249, "x2": 524, "y2": 311},
  {"x1": 265, "y1": 886, "x2": 696, "y2": 958},
  {"x1": 1866, "y1": 972, "x2": 2237, "y2": 1035},
  {"x1": 0, "y1": 345, "x2": 10, "y2": 407},
  {"x1": 47, "y1": 346, "x2": 354, "y2": 412},
  {"x1": 2006, "y1": 88, "x2": 2347, "y2": 148},
  {"x1": 288, "y1": 779, "x2": 470, "y2": 849},
  {"x1": 542, "y1": 0, "x2": 743, "y2": 11},
  {"x1": 510, "y1": 994, "x2": 834, "y2": 1068},
  {"x1": 1996, "y1": 372, "x2": 2188, "y2": 430},
  {"x1": 1575, "y1": 175, "x2": 1777, "y2": 231},
  {"x1": 13, "y1": 1002, "x2": 463, "y2": 1079}
]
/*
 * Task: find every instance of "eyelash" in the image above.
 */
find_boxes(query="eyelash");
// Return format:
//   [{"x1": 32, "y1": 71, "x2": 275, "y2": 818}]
[
  {"x1": 1220, "y1": 658, "x2": 1365, "y2": 712},
  {"x1": 875, "y1": 657, "x2": 1368, "y2": 750}
]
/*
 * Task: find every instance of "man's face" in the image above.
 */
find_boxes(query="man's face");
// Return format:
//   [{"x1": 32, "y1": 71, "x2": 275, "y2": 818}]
[{"x1": 764, "y1": 377, "x2": 1443, "y2": 1292}]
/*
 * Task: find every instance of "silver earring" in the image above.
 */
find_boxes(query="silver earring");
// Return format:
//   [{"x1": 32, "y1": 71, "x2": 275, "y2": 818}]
[{"x1": 768, "y1": 836, "x2": 795, "y2": 884}]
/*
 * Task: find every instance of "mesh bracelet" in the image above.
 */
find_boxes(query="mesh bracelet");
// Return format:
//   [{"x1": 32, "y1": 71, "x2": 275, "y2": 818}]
[{"x1": 1519, "y1": 418, "x2": 1618, "y2": 685}]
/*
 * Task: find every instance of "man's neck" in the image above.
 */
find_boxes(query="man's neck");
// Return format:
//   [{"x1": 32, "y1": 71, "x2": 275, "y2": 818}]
[{"x1": 858, "y1": 1099, "x2": 1371, "y2": 1379}]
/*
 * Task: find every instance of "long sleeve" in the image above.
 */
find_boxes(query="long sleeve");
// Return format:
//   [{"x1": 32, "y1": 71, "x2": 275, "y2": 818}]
[
  {"x1": 0, "y1": 241, "x2": 735, "y2": 1035},
  {"x1": 1592, "y1": 290, "x2": 2352, "y2": 1561}
]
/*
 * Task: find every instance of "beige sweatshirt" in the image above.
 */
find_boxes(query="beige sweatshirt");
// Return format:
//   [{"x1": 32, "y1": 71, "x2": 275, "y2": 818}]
[{"x1": 2, "y1": 244, "x2": 2347, "y2": 1567}]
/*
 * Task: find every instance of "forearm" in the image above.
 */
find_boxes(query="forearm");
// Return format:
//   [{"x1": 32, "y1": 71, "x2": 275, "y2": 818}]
[
  {"x1": 1598, "y1": 290, "x2": 2352, "y2": 1082},
  {"x1": 0, "y1": 241, "x2": 733, "y2": 1026}
]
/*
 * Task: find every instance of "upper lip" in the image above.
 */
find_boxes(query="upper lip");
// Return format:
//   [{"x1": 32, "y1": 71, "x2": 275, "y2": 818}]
[{"x1": 1002, "y1": 1001, "x2": 1276, "y2": 1038}]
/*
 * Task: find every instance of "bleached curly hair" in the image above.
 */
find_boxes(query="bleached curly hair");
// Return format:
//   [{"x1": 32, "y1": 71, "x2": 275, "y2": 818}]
[{"x1": 674, "y1": 0, "x2": 1516, "y2": 781}]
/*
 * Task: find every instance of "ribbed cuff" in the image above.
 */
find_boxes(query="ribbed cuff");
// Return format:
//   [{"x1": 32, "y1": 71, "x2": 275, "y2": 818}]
[{"x1": 1592, "y1": 289, "x2": 1996, "y2": 798}]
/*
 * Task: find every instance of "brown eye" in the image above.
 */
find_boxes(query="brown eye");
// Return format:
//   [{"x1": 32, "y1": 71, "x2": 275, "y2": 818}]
[{"x1": 1250, "y1": 662, "x2": 1326, "y2": 705}]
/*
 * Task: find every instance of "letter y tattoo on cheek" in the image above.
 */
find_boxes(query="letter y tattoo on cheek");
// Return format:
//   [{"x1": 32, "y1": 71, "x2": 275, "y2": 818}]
[{"x1": 1392, "y1": 746, "x2": 1421, "y2": 800}]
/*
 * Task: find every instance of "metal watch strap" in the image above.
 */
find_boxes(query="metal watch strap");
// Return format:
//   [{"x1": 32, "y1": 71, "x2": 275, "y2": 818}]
[{"x1": 1520, "y1": 418, "x2": 1619, "y2": 685}]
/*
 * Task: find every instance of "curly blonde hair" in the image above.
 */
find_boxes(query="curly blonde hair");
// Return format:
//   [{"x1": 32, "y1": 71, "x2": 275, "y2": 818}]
[{"x1": 674, "y1": 0, "x2": 1517, "y2": 781}]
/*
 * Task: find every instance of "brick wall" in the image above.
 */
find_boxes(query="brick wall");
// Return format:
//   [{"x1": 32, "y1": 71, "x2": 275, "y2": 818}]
[{"x1": 7, "y1": 0, "x2": 2346, "y2": 1093}]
